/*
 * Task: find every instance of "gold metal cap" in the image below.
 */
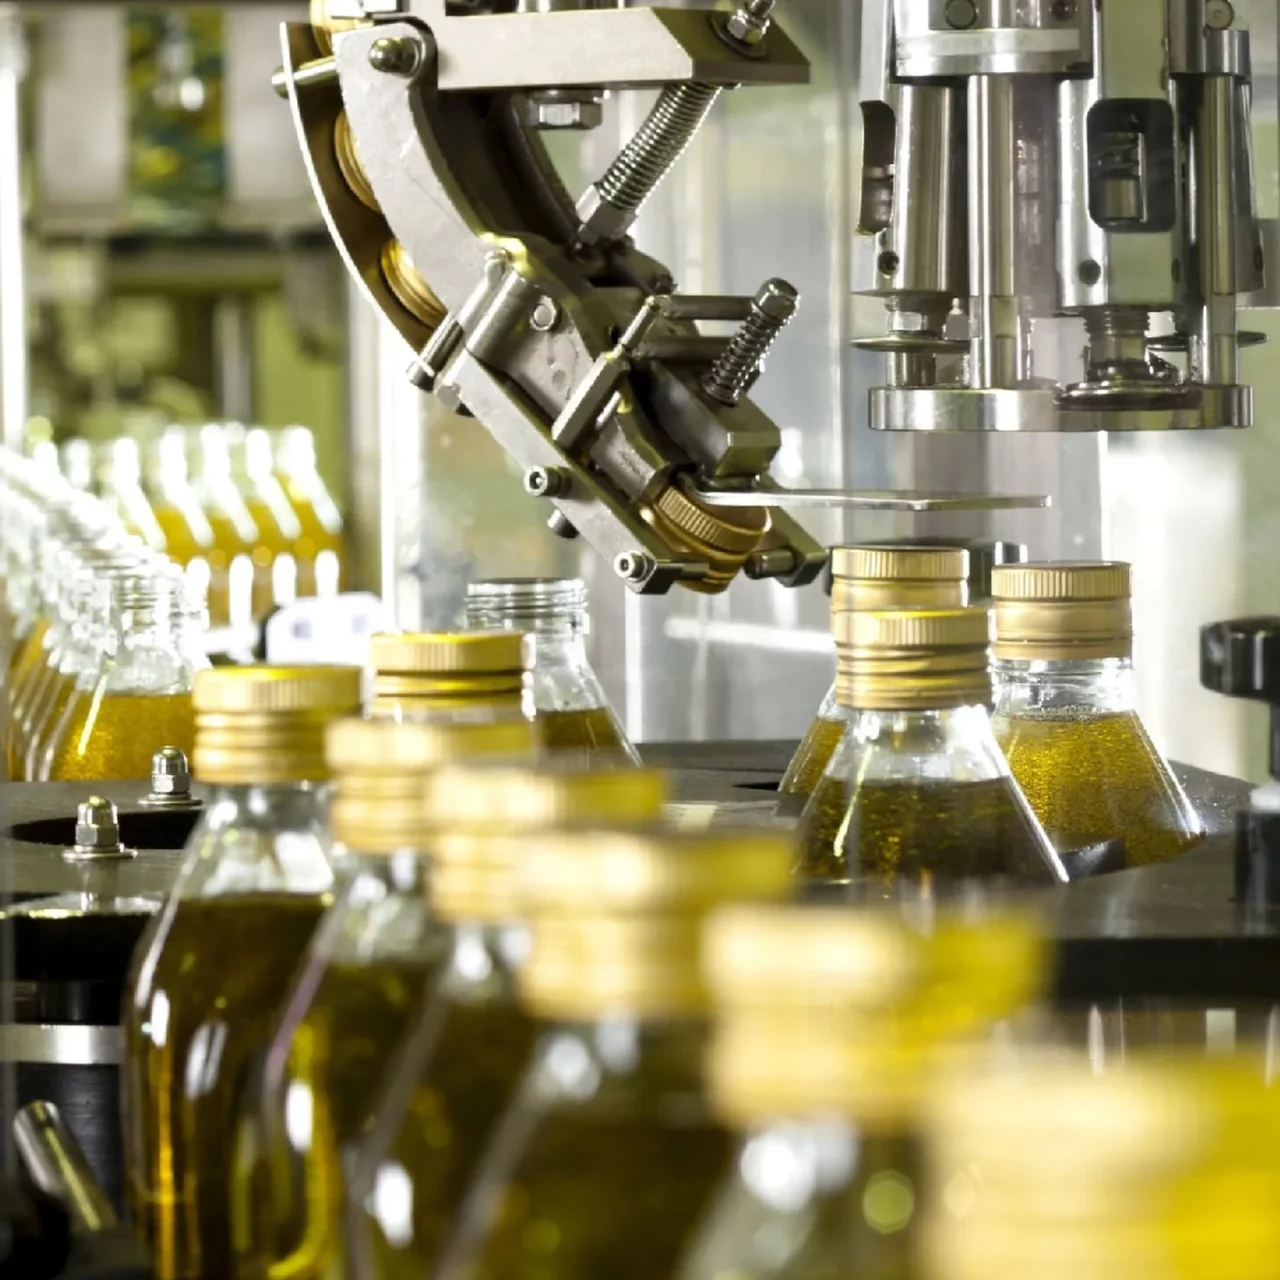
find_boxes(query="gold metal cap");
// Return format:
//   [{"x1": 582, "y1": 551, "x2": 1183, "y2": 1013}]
[
  {"x1": 381, "y1": 240, "x2": 447, "y2": 331},
  {"x1": 830, "y1": 545, "x2": 969, "y2": 614},
  {"x1": 644, "y1": 484, "x2": 770, "y2": 593},
  {"x1": 333, "y1": 111, "x2": 378, "y2": 212},
  {"x1": 519, "y1": 829, "x2": 793, "y2": 1019},
  {"x1": 705, "y1": 907, "x2": 1045, "y2": 1124},
  {"x1": 834, "y1": 607, "x2": 993, "y2": 711},
  {"x1": 192, "y1": 665, "x2": 362, "y2": 785},
  {"x1": 371, "y1": 631, "x2": 525, "y2": 675},
  {"x1": 431, "y1": 766, "x2": 670, "y2": 923},
  {"x1": 327, "y1": 716, "x2": 538, "y2": 854},
  {"x1": 992, "y1": 561, "x2": 1133, "y2": 661}
]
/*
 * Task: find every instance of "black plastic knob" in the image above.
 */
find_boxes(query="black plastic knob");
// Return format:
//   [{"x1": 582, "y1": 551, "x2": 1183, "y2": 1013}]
[{"x1": 1200, "y1": 616, "x2": 1280, "y2": 702}]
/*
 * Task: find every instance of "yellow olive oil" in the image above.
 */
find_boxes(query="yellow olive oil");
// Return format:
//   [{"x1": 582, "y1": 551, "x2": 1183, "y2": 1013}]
[
  {"x1": 993, "y1": 708, "x2": 1201, "y2": 867},
  {"x1": 535, "y1": 707, "x2": 628, "y2": 755},
  {"x1": 124, "y1": 893, "x2": 329, "y2": 1280},
  {"x1": 799, "y1": 775, "x2": 1055, "y2": 885},
  {"x1": 45, "y1": 690, "x2": 194, "y2": 781},
  {"x1": 778, "y1": 714, "x2": 845, "y2": 798}
]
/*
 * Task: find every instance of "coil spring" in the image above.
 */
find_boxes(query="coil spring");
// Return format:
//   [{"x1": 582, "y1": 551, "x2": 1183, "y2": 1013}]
[
  {"x1": 704, "y1": 308, "x2": 789, "y2": 404},
  {"x1": 597, "y1": 82, "x2": 722, "y2": 213}
]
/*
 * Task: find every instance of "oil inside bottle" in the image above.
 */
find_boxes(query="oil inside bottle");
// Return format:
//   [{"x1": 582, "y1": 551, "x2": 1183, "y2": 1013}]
[
  {"x1": 45, "y1": 690, "x2": 195, "y2": 781},
  {"x1": 353, "y1": 947, "x2": 537, "y2": 1280},
  {"x1": 124, "y1": 893, "x2": 330, "y2": 1280},
  {"x1": 239, "y1": 957, "x2": 445, "y2": 1279},
  {"x1": 777, "y1": 712, "x2": 847, "y2": 800},
  {"x1": 799, "y1": 774, "x2": 1056, "y2": 885},
  {"x1": 445, "y1": 1023, "x2": 731, "y2": 1280},
  {"x1": 993, "y1": 708, "x2": 1201, "y2": 866},
  {"x1": 536, "y1": 706, "x2": 630, "y2": 756}
]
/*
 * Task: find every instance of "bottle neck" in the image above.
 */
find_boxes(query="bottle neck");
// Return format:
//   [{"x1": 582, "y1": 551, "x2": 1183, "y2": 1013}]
[
  {"x1": 992, "y1": 656, "x2": 1135, "y2": 716},
  {"x1": 840, "y1": 703, "x2": 1010, "y2": 783},
  {"x1": 464, "y1": 579, "x2": 590, "y2": 644}
]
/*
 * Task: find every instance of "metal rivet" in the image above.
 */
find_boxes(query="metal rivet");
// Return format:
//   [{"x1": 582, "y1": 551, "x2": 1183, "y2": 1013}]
[
  {"x1": 943, "y1": 0, "x2": 978, "y2": 30},
  {"x1": 530, "y1": 297, "x2": 561, "y2": 333},
  {"x1": 368, "y1": 36, "x2": 421, "y2": 75},
  {"x1": 1205, "y1": 0, "x2": 1235, "y2": 30}
]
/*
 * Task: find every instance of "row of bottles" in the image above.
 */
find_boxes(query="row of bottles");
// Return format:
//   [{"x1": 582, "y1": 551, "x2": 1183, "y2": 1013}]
[
  {"x1": 118, "y1": 664, "x2": 1279, "y2": 1280},
  {"x1": 0, "y1": 450, "x2": 207, "y2": 782},
  {"x1": 783, "y1": 544, "x2": 1201, "y2": 885},
  {"x1": 37, "y1": 422, "x2": 344, "y2": 627}
]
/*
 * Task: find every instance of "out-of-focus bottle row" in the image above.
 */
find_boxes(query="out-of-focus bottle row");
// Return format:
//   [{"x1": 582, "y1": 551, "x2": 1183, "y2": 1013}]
[{"x1": 29, "y1": 422, "x2": 344, "y2": 628}]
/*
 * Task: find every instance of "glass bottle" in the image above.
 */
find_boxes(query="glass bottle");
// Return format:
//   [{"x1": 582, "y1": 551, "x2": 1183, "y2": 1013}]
[
  {"x1": 427, "y1": 826, "x2": 792, "y2": 1280},
  {"x1": 924, "y1": 1053, "x2": 1280, "y2": 1280},
  {"x1": 465, "y1": 578, "x2": 639, "y2": 762},
  {"x1": 122, "y1": 664, "x2": 363, "y2": 1280},
  {"x1": 682, "y1": 905, "x2": 1046, "y2": 1280},
  {"x1": 100, "y1": 437, "x2": 168, "y2": 552},
  {"x1": 347, "y1": 763, "x2": 670, "y2": 1280},
  {"x1": 369, "y1": 630, "x2": 530, "y2": 725},
  {"x1": 144, "y1": 428, "x2": 219, "y2": 570},
  {"x1": 233, "y1": 426, "x2": 304, "y2": 617},
  {"x1": 274, "y1": 425, "x2": 345, "y2": 598},
  {"x1": 797, "y1": 607, "x2": 1068, "y2": 887},
  {"x1": 42, "y1": 567, "x2": 209, "y2": 782},
  {"x1": 780, "y1": 547, "x2": 969, "y2": 801},
  {"x1": 232, "y1": 713, "x2": 538, "y2": 1280},
  {"x1": 990, "y1": 562, "x2": 1202, "y2": 869},
  {"x1": 19, "y1": 547, "x2": 151, "y2": 781},
  {"x1": 192, "y1": 424, "x2": 263, "y2": 626}
]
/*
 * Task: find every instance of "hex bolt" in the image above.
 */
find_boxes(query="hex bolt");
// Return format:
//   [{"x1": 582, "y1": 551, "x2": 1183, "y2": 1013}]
[
  {"x1": 701, "y1": 278, "x2": 800, "y2": 406},
  {"x1": 523, "y1": 466, "x2": 571, "y2": 498},
  {"x1": 530, "y1": 297, "x2": 561, "y2": 332},
  {"x1": 139, "y1": 746, "x2": 202, "y2": 810},
  {"x1": 368, "y1": 36, "x2": 421, "y2": 75},
  {"x1": 725, "y1": 0, "x2": 776, "y2": 48},
  {"x1": 614, "y1": 551, "x2": 655, "y2": 584},
  {"x1": 65, "y1": 796, "x2": 136, "y2": 862}
]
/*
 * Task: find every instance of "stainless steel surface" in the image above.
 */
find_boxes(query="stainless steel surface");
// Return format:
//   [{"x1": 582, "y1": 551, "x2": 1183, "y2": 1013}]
[
  {"x1": 14, "y1": 1101, "x2": 119, "y2": 1232},
  {"x1": 691, "y1": 485, "x2": 1050, "y2": 511},
  {"x1": 0, "y1": 1028, "x2": 123, "y2": 1069}
]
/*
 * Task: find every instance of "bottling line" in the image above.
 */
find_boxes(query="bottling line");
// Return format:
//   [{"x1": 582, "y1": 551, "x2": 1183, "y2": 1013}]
[{"x1": 4, "y1": 2, "x2": 1280, "y2": 1277}]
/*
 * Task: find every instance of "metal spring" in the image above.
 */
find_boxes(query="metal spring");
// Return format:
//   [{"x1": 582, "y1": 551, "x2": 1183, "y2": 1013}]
[
  {"x1": 703, "y1": 310, "x2": 786, "y2": 404},
  {"x1": 596, "y1": 81, "x2": 721, "y2": 213}
]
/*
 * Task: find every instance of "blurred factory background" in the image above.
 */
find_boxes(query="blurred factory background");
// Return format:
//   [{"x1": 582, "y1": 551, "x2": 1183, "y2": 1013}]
[{"x1": 2, "y1": 1, "x2": 1278, "y2": 777}]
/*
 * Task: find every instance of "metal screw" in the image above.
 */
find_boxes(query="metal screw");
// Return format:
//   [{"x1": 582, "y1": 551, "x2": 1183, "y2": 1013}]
[
  {"x1": 725, "y1": 0, "x2": 775, "y2": 48},
  {"x1": 65, "y1": 796, "x2": 136, "y2": 863},
  {"x1": 547, "y1": 510, "x2": 579, "y2": 539},
  {"x1": 523, "y1": 466, "x2": 571, "y2": 498},
  {"x1": 139, "y1": 746, "x2": 201, "y2": 810},
  {"x1": 368, "y1": 36, "x2": 421, "y2": 75},
  {"x1": 526, "y1": 90, "x2": 604, "y2": 132},
  {"x1": 1050, "y1": 0, "x2": 1077, "y2": 19},
  {"x1": 943, "y1": 0, "x2": 978, "y2": 29},
  {"x1": 1205, "y1": 0, "x2": 1234, "y2": 29},
  {"x1": 702, "y1": 278, "x2": 799, "y2": 406},
  {"x1": 530, "y1": 297, "x2": 561, "y2": 332},
  {"x1": 614, "y1": 551, "x2": 655, "y2": 584}
]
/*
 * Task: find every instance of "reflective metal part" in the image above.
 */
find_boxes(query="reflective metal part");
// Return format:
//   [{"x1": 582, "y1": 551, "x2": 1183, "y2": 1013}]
[
  {"x1": 14, "y1": 1101, "x2": 119, "y2": 1233},
  {"x1": 63, "y1": 796, "x2": 136, "y2": 863},
  {"x1": 0, "y1": 1025, "x2": 123, "y2": 1067},
  {"x1": 856, "y1": 0, "x2": 1268, "y2": 433},
  {"x1": 138, "y1": 746, "x2": 202, "y2": 811},
  {"x1": 691, "y1": 486, "x2": 1051, "y2": 512}
]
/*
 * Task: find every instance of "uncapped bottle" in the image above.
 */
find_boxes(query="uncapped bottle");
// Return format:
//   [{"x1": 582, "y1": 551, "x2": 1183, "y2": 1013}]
[
  {"x1": 797, "y1": 607, "x2": 1067, "y2": 887},
  {"x1": 990, "y1": 561, "x2": 1201, "y2": 868},
  {"x1": 347, "y1": 762, "x2": 670, "y2": 1280},
  {"x1": 781, "y1": 546, "x2": 970, "y2": 801},
  {"x1": 683, "y1": 905, "x2": 1046, "y2": 1280},
  {"x1": 465, "y1": 578, "x2": 638, "y2": 763},
  {"x1": 232, "y1": 714, "x2": 538, "y2": 1280},
  {"x1": 274, "y1": 426, "x2": 345, "y2": 598},
  {"x1": 122, "y1": 664, "x2": 362, "y2": 1280},
  {"x1": 429, "y1": 825, "x2": 792, "y2": 1280}
]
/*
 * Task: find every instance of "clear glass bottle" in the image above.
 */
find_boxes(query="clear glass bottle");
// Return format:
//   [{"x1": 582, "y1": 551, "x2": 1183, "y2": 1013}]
[
  {"x1": 797, "y1": 607, "x2": 1067, "y2": 887},
  {"x1": 780, "y1": 547, "x2": 969, "y2": 801},
  {"x1": 990, "y1": 562, "x2": 1202, "y2": 869},
  {"x1": 41, "y1": 567, "x2": 209, "y2": 782},
  {"x1": 19, "y1": 547, "x2": 151, "y2": 781},
  {"x1": 192, "y1": 424, "x2": 263, "y2": 626},
  {"x1": 100, "y1": 436, "x2": 168, "y2": 552},
  {"x1": 144, "y1": 427, "x2": 219, "y2": 570},
  {"x1": 682, "y1": 905, "x2": 1046, "y2": 1280},
  {"x1": 426, "y1": 826, "x2": 791, "y2": 1280},
  {"x1": 274, "y1": 425, "x2": 345, "y2": 598},
  {"x1": 924, "y1": 1053, "x2": 1280, "y2": 1280},
  {"x1": 465, "y1": 578, "x2": 639, "y2": 763},
  {"x1": 347, "y1": 763, "x2": 670, "y2": 1280},
  {"x1": 233, "y1": 426, "x2": 304, "y2": 617},
  {"x1": 369, "y1": 630, "x2": 530, "y2": 725},
  {"x1": 122, "y1": 664, "x2": 363, "y2": 1280},
  {"x1": 231, "y1": 714, "x2": 538, "y2": 1280}
]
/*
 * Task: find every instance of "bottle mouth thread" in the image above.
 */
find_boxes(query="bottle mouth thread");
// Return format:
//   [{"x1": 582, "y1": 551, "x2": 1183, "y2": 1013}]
[{"x1": 464, "y1": 578, "x2": 590, "y2": 635}]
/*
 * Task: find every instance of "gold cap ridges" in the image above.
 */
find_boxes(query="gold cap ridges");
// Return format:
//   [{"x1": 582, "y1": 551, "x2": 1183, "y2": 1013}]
[
  {"x1": 991, "y1": 561, "x2": 1131, "y2": 601},
  {"x1": 831, "y1": 544, "x2": 969, "y2": 584},
  {"x1": 428, "y1": 765, "x2": 668, "y2": 831},
  {"x1": 834, "y1": 606, "x2": 991, "y2": 650},
  {"x1": 519, "y1": 829, "x2": 793, "y2": 1019},
  {"x1": 370, "y1": 630, "x2": 525, "y2": 675},
  {"x1": 193, "y1": 665, "x2": 362, "y2": 714}
]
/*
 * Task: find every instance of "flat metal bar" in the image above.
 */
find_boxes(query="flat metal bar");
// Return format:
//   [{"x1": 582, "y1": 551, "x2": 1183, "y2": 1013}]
[
  {"x1": 14, "y1": 1101, "x2": 118, "y2": 1234},
  {"x1": 691, "y1": 487, "x2": 1051, "y2": 511}
]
